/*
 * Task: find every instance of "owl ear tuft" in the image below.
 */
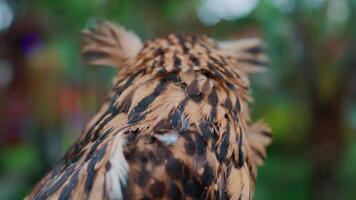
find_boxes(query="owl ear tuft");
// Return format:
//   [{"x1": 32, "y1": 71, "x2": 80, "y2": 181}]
[
  {"x1": 81, "y1": 20, "x2": 143, "y2": 68},
  {"x1": 218, "y1": 38, "x2": 269, "y2": 74}
]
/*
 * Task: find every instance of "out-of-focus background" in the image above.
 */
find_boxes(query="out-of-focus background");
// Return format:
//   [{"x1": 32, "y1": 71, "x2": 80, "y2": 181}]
[{"x1": 0, "y1": 0, "x2": 355, "y2": 199}]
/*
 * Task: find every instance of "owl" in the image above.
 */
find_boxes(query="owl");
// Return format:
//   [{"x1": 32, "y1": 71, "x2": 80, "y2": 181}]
[{"x1": 26, "y1": 20, "x2": 271, "y2": 200}]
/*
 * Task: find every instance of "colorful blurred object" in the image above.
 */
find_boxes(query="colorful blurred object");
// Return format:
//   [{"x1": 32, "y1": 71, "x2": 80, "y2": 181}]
[{"x1": 0, "y1": 0, "x2": 355, "y2": 199}]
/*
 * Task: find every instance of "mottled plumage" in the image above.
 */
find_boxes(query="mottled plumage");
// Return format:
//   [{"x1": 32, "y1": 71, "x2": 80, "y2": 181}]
[{"x1": 26, "y1": 20, "x2": 271, "y2": 200}]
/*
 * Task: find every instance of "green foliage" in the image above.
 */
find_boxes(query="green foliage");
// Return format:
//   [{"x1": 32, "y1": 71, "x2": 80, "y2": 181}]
[{"x1": 255, "y1": 148, "x2": 312, "y2": 200}]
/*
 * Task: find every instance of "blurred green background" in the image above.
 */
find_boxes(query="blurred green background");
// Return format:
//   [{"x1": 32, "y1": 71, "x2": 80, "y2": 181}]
[{"x1": 0, "y1": 0, "x2": 355, "y2": 199}]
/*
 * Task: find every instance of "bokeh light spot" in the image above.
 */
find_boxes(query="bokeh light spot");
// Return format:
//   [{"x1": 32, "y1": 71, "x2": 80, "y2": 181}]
[
  {"x1": 197, "y1": 0, "x2": 257, "y2": 26},
  {"x1": 0, "y1": 0, "x2": 13, "y2": 32}
]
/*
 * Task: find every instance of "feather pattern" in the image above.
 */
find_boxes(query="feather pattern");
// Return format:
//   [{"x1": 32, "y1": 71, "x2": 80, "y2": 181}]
[{"x1": 26, "y1": 21, "x2": 271, "y2": 200}]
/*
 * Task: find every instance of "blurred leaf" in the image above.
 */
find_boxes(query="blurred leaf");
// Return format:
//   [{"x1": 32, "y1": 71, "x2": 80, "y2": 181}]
[{"x1": 0, "y1": 143, "x2": 40, "y2": 172}]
